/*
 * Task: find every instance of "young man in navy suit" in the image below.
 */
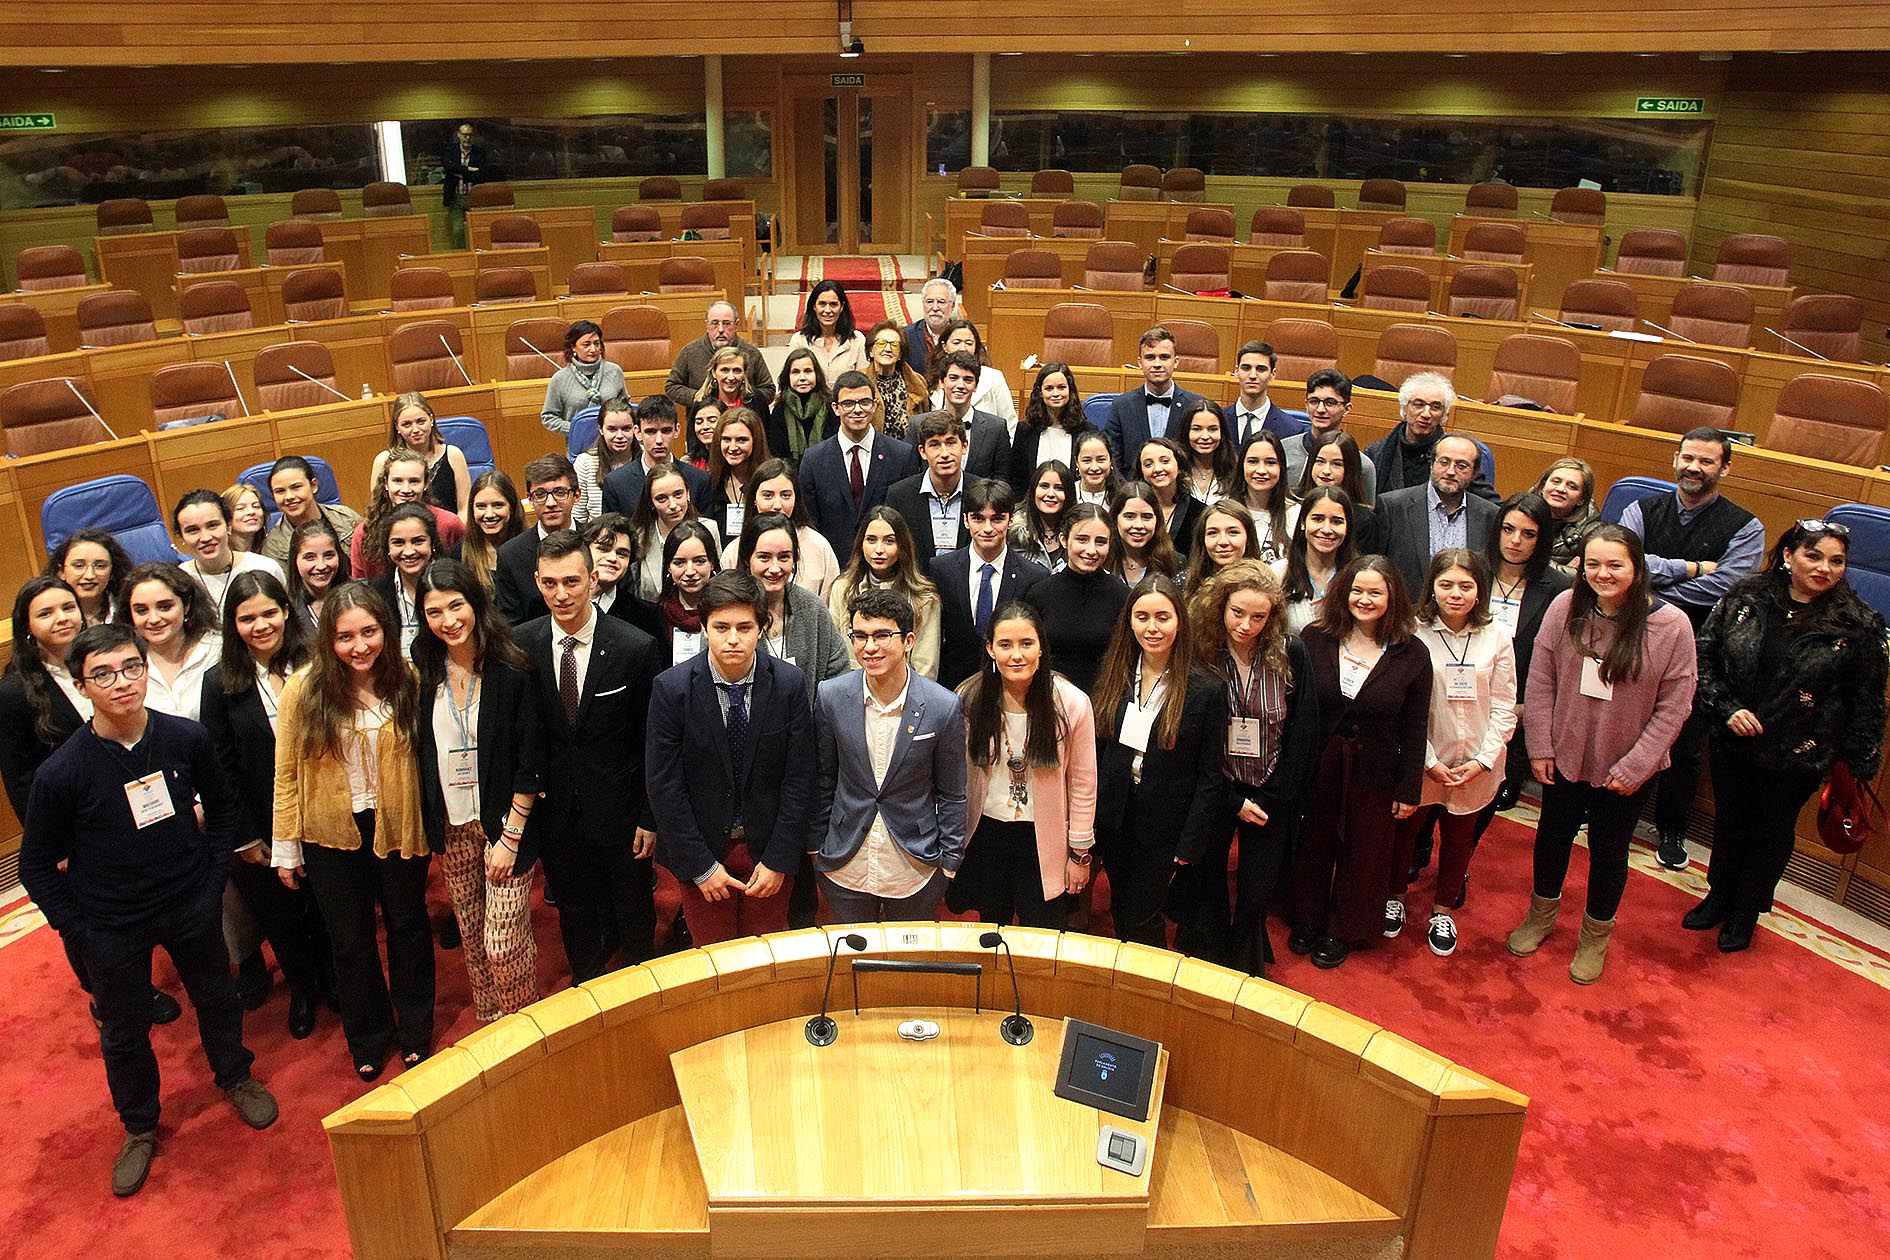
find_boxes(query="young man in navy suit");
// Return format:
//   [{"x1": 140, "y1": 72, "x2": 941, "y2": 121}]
[
  {"x1": 927, "y1": 479, "x2": 1049, "y2": 688},
  {"x1": 800, "y1": 371, "x2": 922, "y2": 562},
  {"x1": 599, "y1": 395, "x2": 710, "y2": 518},
  {"x1": 646, "y1": 571, "x2": 813, "y2": 944},
  {"x1": 884, "y1": 411, "x2": 982, "y2": 567},
  {"x1": 934, "y1": 351, "x2": 1012, "y2": 480},
  {"x1": 809, "y1": 587, "x2": 968, "y2": 923},
  {"x1": 1221, "y1": 340, "x2": 1310, "y2": 447},
  {"x1": 519, "y1": 529, "x2": 662, "y2": 980},
  {"x1": 1102, "y1": 326, "x2": 1206, "y2": 463}
]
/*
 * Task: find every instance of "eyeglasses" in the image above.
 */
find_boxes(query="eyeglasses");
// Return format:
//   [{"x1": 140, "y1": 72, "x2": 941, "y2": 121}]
[
  {"x1": 835, "y1": 398, "x2": 876, "y2": 412},
  {"x1": 1405, "y1": 399, "x2": 1448, "y2": 415},
  {"x1": 1306, "y1": 396, "x2": 1347, "y2": 411},
  {"x1": 871, "y1": 338, "x2": 903, "y2": 350},
  {"x1": 528, "y1": 487, "x2": 576, "y2": 504},
  {"x1": 82, "y1": 659, "x2": 147, "y2": 688},
  {"x1": 1796, "y1": 518, "x2": 1850, "y2": 537},
  {"x1": 847, "y1": 629, "x2": 905, "y2": 647}
]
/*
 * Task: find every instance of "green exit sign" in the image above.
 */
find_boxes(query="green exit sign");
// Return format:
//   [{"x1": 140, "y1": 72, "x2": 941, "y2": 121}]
[
  {"x1": 0, "y1": 112, "x2": 55, "y2": 132},
  {"x1": 831, "y1": 73, "x2": 865, "y2": 88},
  {"x1": 1636, "y1": 97, "x2": 1704, "y2": 114}
]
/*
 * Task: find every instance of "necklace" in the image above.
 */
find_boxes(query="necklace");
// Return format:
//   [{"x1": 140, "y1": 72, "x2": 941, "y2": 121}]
[{"x1": 1001, "y1": 713, "x2": 1028, "y2": 815}]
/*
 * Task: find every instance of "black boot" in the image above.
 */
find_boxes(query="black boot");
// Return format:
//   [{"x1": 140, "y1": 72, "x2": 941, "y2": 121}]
[
  {"x1": 1682, "y1": 888, "x2": 1731, "y2": 931},
  {"x1": 437, "y1": 914, "x2": 461, "y2": 951},
  {"x1": 1717, "y1": 910, "x2": 1759, "y2": 953},
  {"x1": 236, "y1": 952, "x2": 272, "y2": 1011}
]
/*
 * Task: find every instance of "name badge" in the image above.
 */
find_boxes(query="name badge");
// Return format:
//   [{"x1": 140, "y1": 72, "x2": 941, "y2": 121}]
[
  {"x1": 1491, "y1": 597, "x2": 1521, "y2": 634},
  {"x1": 933, "y1": 522, "x2": 958, "y2": 552},
  {"x1": 1444, "y1": 663, "x2": 1478, "y2": 702},
  {"x1": 672, "y1": 630, "x2": 704, "y2": 665},
  {"x1": 1118, "y1": 701, "x2": 1157, "y2": 754},
  {"x1": 125, "y1": 772, "x2": 176, "y2": 829},
  {"x1": 1228, "y1": 717, "x2": 1263, "y2": 757},
  {"x1": 1339, "y1": 650, "x2": 1373, "y2": 699},
  {"x1": 1580, "y1": 656, "x2": 1614, "y2": 701},
  {"x1": 447, "y1": 747, "x2": 478, "y2": 790},
  {"x1": 724, "y1": 504, "x2": 745, "y2": 537}
]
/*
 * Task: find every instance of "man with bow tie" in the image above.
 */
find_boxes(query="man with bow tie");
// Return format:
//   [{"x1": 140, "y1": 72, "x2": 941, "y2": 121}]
[{"x1": 1102, "y1": 326, "x2": 1207, "y2": 465}]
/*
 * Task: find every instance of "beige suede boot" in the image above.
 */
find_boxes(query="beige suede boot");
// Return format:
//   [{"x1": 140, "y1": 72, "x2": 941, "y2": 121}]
[
  {"x1": 1506, "y1": 893, "x2": 1560, "y2": 956},
  {"x1": 1569, "y1": 913, "x2": 1616, "y2": 985}
]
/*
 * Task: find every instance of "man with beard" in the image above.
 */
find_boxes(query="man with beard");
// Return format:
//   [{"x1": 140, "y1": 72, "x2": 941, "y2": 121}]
[{"x1": 1364, "y1": 372, "x2": 1497, "y2": 502}]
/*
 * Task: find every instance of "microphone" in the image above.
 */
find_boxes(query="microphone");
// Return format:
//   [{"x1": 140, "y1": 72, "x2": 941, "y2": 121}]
[
  {"x1": 439, "y1": 333, "x2": 476, "y2": 387},
  {"x1": 805, "y1": 931, "x2": 867, "y2": 1046},
  {"x1": 979, "y1": 930, "x2": 1033, "y2": 1046}
]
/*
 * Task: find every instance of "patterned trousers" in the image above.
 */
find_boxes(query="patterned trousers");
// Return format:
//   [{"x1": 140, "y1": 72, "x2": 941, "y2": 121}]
[{"x1": 441, "y1": 820, "x2": 539, "y2": 1020}]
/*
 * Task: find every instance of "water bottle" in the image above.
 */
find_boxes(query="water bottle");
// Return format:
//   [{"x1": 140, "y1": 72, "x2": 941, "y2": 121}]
[{"x1": 360, "y1": 383, "x2": 373, "y2": 400}]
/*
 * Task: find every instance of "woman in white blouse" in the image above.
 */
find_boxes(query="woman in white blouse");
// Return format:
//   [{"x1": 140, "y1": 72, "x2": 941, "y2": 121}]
[
  {"x1": 1392, "y1": 549, "x2": 1517, "y2": 958},
  {"x1": 787, "y1": 280, "x2": 868, "y2": 382},
  {"x1": 121, "y1": 562, "x2": 221, "y2": 721}
]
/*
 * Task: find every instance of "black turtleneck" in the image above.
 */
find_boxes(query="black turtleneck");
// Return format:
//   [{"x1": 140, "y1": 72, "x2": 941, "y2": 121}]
[{"x1": 1026, "y1": 567, "x2": 1131, "y2": 694}]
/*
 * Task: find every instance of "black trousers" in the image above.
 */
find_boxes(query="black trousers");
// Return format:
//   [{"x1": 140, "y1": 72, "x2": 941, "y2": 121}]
[
  {"x1": 1707, "y1": 739, "x2": 1822, "y2": 914},
  {"x1": 947, "y1": 817, "x2": 1068, "y2": 929},
  {"x1": 227, "y1": 853, "x2": 327, "y2": 996},
  {"x1": 1532, "y1": 773, "x2": 1653, "y2": 920},
  {"x1": 78, "y1": 900, "x2": 253, "y2": 1134},
  {"x1": 1230, "y1": 810, "x2": 1293, "y2": 976},
  {"x1": 542, "y1": 835, "x2": 655, "y2": 982},
  {"x1": 1097, "y1": 794, "x2": 1176, "y2": 950},
  {"x1": 1653, "y1": 709, "x2": 1706, "y2": 837},
  {"x1": 302, "y1": 818, "x2": 435, "y2": 1063}
]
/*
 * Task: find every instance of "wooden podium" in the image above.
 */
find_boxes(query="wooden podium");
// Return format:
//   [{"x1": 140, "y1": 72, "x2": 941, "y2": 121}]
[{"x1": 324, "y1": 925, "x2": 1527, "y2": 1260}]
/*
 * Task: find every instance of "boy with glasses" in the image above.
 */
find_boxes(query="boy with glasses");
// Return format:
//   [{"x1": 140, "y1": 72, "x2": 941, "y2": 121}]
[
  {"x1": 496, "y1": 453, "x2": 581, "y2": 625},
  {"x1": 1282, "y1": 368, "x2": 1377, "y2": 502}
]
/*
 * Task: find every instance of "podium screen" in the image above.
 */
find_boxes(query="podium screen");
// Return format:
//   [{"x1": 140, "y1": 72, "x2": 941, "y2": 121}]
[{"x1": 1054, "y1": 1018, "x2": 1160, "y2": 1121}]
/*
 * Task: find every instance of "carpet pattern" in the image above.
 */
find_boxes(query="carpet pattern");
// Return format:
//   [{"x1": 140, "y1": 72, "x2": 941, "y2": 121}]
[{"x1": 3, "y1": 817, "x2": 1888, "y2": 1259}]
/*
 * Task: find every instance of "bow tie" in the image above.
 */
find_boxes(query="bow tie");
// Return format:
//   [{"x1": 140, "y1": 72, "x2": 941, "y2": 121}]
[{"x1": 1146, "y1": 392, "x2": 1173, "y2": 407}]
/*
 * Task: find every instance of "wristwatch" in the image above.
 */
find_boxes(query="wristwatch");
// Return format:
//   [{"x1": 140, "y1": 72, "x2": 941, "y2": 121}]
[{"x1": 1067, "y1": 849, "x2": 1093, "y2": 866}]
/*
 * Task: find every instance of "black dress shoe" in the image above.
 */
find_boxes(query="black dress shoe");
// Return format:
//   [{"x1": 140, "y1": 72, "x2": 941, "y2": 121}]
[
  {"x1": 150, "y1": 989, "x2": 183, "y2": 1025},
  {"x1": 1718, "y1": 911, "x2": 1758, "y2": 953},
  {"x1": 1682, "y1": 890, "x2": 1730, "y2": 931},
  {"x1": 288, "y1": 990, "x2": 317, "y2": 1040},
  {"x1": 437, "y1": 915, "x2": 461, "y2": 951},
  {"x1": 1287, "y1": 925, "x2": 1320, "y2": 956},
  {"x1": 237, "y1": 953, "x2": 272, "y2": 1011},
  {"x1": 1311, "y1": 937, "x2": 1350, "y2": 969},
  {"x1": 1492, "y1": 778, "x2": 1522, "y2": 812}
]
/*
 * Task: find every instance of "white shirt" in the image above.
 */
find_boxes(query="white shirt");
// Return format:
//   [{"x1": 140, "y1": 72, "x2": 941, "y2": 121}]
[
  {"x1": 929, "y1": 366, "x2": 1018, "y2": 436},
  {"x1": 432, "y1": 678, "x2": 481, "y2": 827},
  {"x1": 45, "y1": 661, "x2": 93, "y2": 721},
  {"x1": 981, "y1": 709, "x2": 1034, "y2": 821},
  {"x1": 922, "y1": 474, "x2": 967, "y2": 554},
  {"x1": 183, "y1": 551, "x2": 287, "y2": 618},
  {"x1": 1228, "y1": 398, "x2": 1273, "y2": 446},
  {"x1": 343, "y1": 700, "x2": 391, "y2": 812},
  {"x1": 838, "y1": 426, "x2": 877, "y2": 485},
  {"x1": 554, "y1": 609, "x2": 598, "y2": 705},
  {"x1": 1413, "y1": 619, "x2": 1520, "y2": 814},
  {"x1": 1035, "y1": 427, "x2": 1074, "y2": 473},
  {"x1": 968, "y1": 546, "x2": 1007, "y2": 617},
  {"x1": 718, "y1": 525, "x2": 840, "y2": 599},
  {"x1": 142, "y1": 633, "x2": 222, "y2": 722},
  {"x1": 828, "y1": 675, "x2": 934, "y2": 898}
]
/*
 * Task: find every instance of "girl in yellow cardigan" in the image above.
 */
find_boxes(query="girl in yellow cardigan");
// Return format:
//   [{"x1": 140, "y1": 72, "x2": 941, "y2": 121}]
[{"x1": 272, "y1": 582, "x2": 432, "y2": 1081}]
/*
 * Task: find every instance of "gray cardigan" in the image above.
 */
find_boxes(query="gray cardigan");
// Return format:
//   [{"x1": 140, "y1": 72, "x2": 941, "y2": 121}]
[
  {"x1": 767, "y1": 583, "x2": 851, "y2": 704},
  {"x1": 540, "y1": 361, "x2": 628, "y2": 434}
]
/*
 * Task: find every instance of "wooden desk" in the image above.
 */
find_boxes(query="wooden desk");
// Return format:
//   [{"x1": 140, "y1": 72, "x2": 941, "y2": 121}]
[
  {"x1": 468, "y1": 206, "x2": 597, "y2": 291},
  {"x1": 326, "y1": 926, "x2": 1525, "y2": 1260},
  {"x1": 631, "y1": 200, "x2": 760, "y2": 285},
  {"x1": 1329, "y1": 209, "x2": 1411, "y2": 287},
  {"x1": 314, "y1": 215, "x2": 434, "y2": 305},
  {"x1": 395, "y1": 249, "x2": 553, "y2": 307},
  {"x1": 1103, "y1": 202, "x2": 1233, "y2": 257},
  {"x1": 943, "y1": 196, "x2": 1067, "y2": 260},
  {"x1": 595, "y1": 239, "x2": 747, "y2": 312},
  {"x1": 7, "y1": 282, "x2": 111, "y2": 352},
  {"x1": 175, "y1": 261, "x2": 348, "y2": 327},
  {"x1": 960, "y1": 236, "x2": 1092, "y2": 323},
  {"x1": 1593, "y1": 269, "x2": 1797, "y2": 342},
  {"x1": 1446, "y1": 216, "x2": 1599, "y2": 310},
  {"x1": 94, "y1": 230, "x2": 254, "y2": 322},
  {"x1": 1223, "y1": 242, "x2": 1320, "y2": 298}
]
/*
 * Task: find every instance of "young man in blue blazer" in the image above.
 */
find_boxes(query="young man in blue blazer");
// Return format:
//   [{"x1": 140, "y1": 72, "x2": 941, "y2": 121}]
[
  {"x1": 800, "y1": 371, "x2": 922, "y2": 561},
  {"x1": 1102, "y1": 325, "x2": 1206, "y2": 463},
  {"x1": 646, "y1": 570, "x2": 814, "y2": 945},
  {"x1": 809, "y1": 587, "x2": 968, "y2": 923}
]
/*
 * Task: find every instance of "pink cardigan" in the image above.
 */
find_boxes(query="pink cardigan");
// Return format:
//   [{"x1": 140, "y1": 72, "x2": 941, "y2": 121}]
[{"x1": 965, "y1": 675, "x2": 1098, "y2": 902}]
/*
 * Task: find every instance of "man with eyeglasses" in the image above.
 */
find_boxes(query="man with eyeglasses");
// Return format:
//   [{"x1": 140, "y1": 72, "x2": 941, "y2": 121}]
[
  {"x1": 903, "y1": 277, "x2": 960, "y2": 374},
  {"x1": 646, "y1": 571, "x2": 814, "y2": 945},
  {"x1": 495, "y1": 453, "x2": 582, "y2": 625},
  {"x1": 1378, "y1": 434, "x2": 1500, "y2": 597},
  {"x1": 665, "y1": 302, "x2": 775, "y2": 412},
  {"x1": 21, "y1": 623, "x2": 278, "y2": 1197},
  {"x1": 800, "y1": 370, "x2": 922, "y2": 561},
  {"x1": 1364, "y1": 371, "x2": 1498, "y2": 502},
  {"x1": 1282, "y1": 368, "x2": 1377, "y2": 505},
  {"x1": 808, "y1": 586, "x2": 968, "y2": 923},
  {"x1": 1619, "y1": 425, "x2": 1764, "y2": 870}
]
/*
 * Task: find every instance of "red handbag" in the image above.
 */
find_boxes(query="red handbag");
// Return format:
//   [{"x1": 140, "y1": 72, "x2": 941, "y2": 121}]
[{"x1": 1817, "y1": 762, "x2": 1880, "y2": 856}]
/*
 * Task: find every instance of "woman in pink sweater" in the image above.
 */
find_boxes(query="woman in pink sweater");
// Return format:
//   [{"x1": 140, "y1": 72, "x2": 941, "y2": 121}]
[{"x1": 1510, "y1": 525, "x2": 1697, "y2": 984}]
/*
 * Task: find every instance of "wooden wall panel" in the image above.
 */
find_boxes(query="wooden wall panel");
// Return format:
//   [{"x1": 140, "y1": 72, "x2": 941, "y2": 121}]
[
  {"x1": 1692, "y1": 54, "x2": 1890, "y2": 367},
  {"x1": 8, "y1": 2, "x2": 1890, "y2": 63}
]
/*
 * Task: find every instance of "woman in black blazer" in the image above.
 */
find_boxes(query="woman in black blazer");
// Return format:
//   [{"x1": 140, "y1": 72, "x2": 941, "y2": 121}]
[
  {"x1": 1289, "y1": 556, "x2": 1432, "y2": 970},
  {"x1": 369, "y1": 503, "x2": 443, "y2": 660},
  {"x1": 1091, "y1": 576, "x2": 1226, "y2": 951},
  {"x1": 412, "y1": 560, "x2": 545, "y2": 1020},
  {"x1": 1136, "y1": 437, "x2": 1202, "y2": 561},
  {"x1": 200, "y1": 570, "x2": 331, "y2": 1038},
  {"x1": 1477, "y1": 492, "x2": 1574, "y2": 834}
]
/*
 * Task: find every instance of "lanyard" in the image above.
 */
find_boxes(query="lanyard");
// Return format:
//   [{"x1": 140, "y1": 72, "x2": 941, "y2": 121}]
[
  {"x1": 1435, "y1": 626, "x2": 1473, "y2": 668},
  {"x1": 447, "y1": 671, "x2": 480, "y2": 747}
]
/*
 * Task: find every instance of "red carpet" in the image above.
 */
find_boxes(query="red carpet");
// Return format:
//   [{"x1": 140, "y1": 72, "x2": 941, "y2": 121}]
[{"x1": 4, "y1": 820, "x2": 1889, "y2": 1259}]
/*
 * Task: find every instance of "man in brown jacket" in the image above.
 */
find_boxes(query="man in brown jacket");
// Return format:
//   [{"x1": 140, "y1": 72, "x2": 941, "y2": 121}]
[{"x1": 664, "y1": 301, "x2": 775, "y2": 411}]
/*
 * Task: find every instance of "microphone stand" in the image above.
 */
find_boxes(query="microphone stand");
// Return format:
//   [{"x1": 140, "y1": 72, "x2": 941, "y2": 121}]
[{"x1": 805, "y1": 931, "x2": 867, "y2": 1046}]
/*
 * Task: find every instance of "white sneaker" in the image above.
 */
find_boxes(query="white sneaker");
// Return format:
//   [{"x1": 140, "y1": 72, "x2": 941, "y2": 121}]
[
  {"x1": 1427, "y1": 911, "x2": 1458, "y2": 957},
  {"x1": 1382, "y1": 899, "x2": 1406, "y2": 938}
]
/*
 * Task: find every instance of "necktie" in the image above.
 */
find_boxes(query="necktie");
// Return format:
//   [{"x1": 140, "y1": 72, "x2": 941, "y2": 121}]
[
  {"x1": 849, "y1": 444, "x2": 865, "y2": 508},
  {"x1": 975, "y1": 562, "x2": 997, "y2": 634},
  {"x1": 725, "y1": 681, "x2": 749, "y2": 790},
  {"x1": 559, "y1": 635, "x2": 580, "y2": 728}
]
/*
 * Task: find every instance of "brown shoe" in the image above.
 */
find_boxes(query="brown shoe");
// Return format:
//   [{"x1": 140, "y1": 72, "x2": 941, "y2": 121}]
[
  {"x1": 112, "y1": 1131, "x2": 157, "y2": 1197},
  {"x1": 224, "y1": 1078, "x2": 279, "y2": 1130},
  {"x1": 1506, "y1": 893, "x2": 1560, "y2": 957},
  {"x1": 1570, "y1": 913, "x2": 1616, "y2": 985}
]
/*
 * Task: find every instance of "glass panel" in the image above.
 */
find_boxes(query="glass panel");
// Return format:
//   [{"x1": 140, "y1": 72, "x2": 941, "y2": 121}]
[
  {"x1": 925, "y1": 109, "x2": 972, "y2": 175},
  {"x1": 0, "y1": 123, "x2": 379, "y2": 210},
  {"x1": 822, "y1": 98, "x2": 839, "y2": 245},
  {"x1": 724, "y1": 111, "x2": 773, "y2": 177},
  {"x1": 402, "y1": 116, "x2": 706, "y2": 186},
  {"x1": 984, "y1": 111, "x2": 1711, "y2": 196},
  {"x1": 858, "y1": 97, "x2": 875, "y2": 244}
]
